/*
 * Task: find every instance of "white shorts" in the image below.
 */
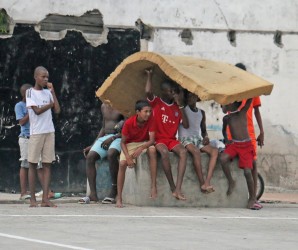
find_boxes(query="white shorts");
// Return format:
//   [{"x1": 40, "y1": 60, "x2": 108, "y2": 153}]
[
  {"x1": 19, "y1": 137, "x2": 42, "y2": 168},
  {"x1": 19, "y1": 137, "x2": 29, "y2": 168}
]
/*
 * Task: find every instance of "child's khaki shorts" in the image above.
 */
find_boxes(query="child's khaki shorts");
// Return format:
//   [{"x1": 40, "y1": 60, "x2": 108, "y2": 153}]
[
  {"x1": 120, "y1": 142, "x2": 147, "y2": 163},
  {"x1": 28, "y1": 132, "x2": 55, "y2": 164}
]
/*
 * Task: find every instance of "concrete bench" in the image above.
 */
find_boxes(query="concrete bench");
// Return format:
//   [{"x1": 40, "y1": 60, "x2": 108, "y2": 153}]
[{"x1": 93, "y1": 152, "x2": 248, "y2": 208}]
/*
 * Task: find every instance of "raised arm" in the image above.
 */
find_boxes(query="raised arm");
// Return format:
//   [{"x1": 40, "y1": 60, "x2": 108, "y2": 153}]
[
  {"x1": 173, "y1": 88, "x2": 189, "y2": 129},
  {"x1": 240, "y1": 98, "x2": 253, "y2": 114},
  {"x1": 145, "y1": 69, "x2": 154, "y2": 101},
  {"x1": 47, "y1": 82, "x2": 61, "y2": 114}
]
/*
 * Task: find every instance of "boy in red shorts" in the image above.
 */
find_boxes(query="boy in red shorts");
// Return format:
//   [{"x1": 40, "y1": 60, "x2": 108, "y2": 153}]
[
  {"x1": 116, "y1": 100, "x2": 157, "y2": 208},
  {"x1": 226, "y1": 63, "x2": 264, "y2": 207},
  {"x1": 220, "y1": 98, "x2": 260, "y2": 210},
  {"x1": 145, "y1": 69, "x2": 189, "y2": 200}
]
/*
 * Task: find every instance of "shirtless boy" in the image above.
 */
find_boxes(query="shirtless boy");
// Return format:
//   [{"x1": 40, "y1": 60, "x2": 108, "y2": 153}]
[
  {"x1": 220, "y1": 98, "x2": 259, "y2": 210},
  {"x1": 79, "y1": 102, "x2": 124, "y2": 204}
]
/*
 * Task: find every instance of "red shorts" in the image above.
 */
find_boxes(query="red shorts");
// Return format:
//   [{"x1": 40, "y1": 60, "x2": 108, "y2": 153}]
[
  {"x1": 251, "y1": 138, "x2": 257, "y2": 160},
  {"x1": 224, "y1": 141, "x2": 255, "y2": 169},
  {"x1": 155, "y1": 138, "x2": 180, "y2": 151}
]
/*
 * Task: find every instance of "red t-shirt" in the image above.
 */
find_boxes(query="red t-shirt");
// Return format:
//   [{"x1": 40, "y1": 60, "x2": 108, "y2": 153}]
[
  {"x1": 227, "y1": 97, "x2": 261, "y2": 140},
  {"x1": 148, "y1": 96, "x2": 181, "y2": 140},
  {"x1": 121, "y1": 114, "x2": 156, "y2": 143}
]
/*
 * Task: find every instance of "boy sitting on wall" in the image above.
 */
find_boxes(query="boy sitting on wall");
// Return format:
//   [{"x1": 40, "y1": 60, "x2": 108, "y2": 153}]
[{"x1": 116, "y1": 100, "x2": 157, "y2": 208}]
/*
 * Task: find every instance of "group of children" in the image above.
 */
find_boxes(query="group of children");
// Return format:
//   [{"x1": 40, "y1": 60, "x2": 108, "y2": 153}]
[
  {"x1": 116, "y1": 67, "x2": 264, "y2": 210},
  {"x1": 15, "y1": 66, "x2": 60, "y2": 208},
  {"x1": 15, "y1": 64, "x2": 263, "y2": 210}
]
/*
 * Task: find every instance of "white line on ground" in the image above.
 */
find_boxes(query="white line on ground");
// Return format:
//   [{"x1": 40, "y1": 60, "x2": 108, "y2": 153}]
[
  {"x1": 0, "y1": 232, "x2": 93, "y2": 250},
  {"x1": 0, "y1": 214, "x2": 297, "y2": 220}
]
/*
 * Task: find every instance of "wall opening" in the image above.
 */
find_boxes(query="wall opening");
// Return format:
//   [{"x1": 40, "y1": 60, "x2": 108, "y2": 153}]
[
  {"x1": 227, "y1": 30, "x2": 236, "y2": 47},
  {"x1": 37, "y1": 9, "x2": 107, "y2": 46},
  {"x1": 274, "y1": 30, "x2": 283, "y2": 48},
  {"x1": 179, "y1": 29, "x2": 193, "y2": 45}
]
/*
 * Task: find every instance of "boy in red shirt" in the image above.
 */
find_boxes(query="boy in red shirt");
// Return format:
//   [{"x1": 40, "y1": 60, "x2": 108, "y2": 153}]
[
  {"x1": 145, "y1": 69, "x2": 189, "y2": 201},
  {"x1": 116, "y1": 100, "x2": 157, "y2": 208}
]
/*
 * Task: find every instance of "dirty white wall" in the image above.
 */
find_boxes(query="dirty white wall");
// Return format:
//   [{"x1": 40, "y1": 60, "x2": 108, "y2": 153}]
[{"x1": 1, "y1": 0, "x2": 297, "y2": 190}]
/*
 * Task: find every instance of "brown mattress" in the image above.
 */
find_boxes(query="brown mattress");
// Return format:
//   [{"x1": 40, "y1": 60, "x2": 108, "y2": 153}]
[{"x1": 96, "y1": 52, "x2": 274, "y2": 117}]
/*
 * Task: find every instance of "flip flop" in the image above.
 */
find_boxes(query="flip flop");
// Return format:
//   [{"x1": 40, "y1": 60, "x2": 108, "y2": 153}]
[
  {"x1": 78, "y1": 196, "x2": 98, "y2": 204},
  {"x1": 19, "y1": 194, "x2": 31, "y2": 200},
  {"x1": 102, "y1": 197, "x2": 116, "y2": 204},
  {"x1": 49, "y1": 192, "x2": 62, "y2": 199},
  {"x1": 250, "y1": 203, "x2": 262, "y2": 210},
  {"x1": 255, "y1": 201, "x2": 263, "y2": 208}
]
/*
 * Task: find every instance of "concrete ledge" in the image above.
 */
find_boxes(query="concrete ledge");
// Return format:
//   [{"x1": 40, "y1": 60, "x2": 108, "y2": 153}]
[{"x1": 122, "y1": 152, "x2": 248, "y2": 208}]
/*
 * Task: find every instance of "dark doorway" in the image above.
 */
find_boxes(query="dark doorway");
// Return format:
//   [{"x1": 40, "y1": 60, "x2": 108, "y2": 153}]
[{"x1": 0, "y1": 24, "x2": 140, "y2": 193}]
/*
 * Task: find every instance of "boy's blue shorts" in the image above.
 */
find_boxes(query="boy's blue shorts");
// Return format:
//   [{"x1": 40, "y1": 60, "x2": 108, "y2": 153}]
[{"x1": 90, "y1": 134, "x2": 121, "y2": 159}]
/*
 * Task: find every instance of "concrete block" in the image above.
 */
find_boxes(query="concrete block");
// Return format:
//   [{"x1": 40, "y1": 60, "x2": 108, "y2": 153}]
[
  {"x1": 122, "y1": 152, "x2": 248, "y2": 208},
  {"x1": 86, "y1": 159, "x2": 112, "y2": 200}
]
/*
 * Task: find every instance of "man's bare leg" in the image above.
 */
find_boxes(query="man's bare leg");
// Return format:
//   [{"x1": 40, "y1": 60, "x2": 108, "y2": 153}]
[
  {"x1": 172, "y1": 144, "x2": 187, "y2": 200},
  {"x1": 20, "y1": 167, "x2": 28, "y2": 197},
  {"x1": 40, "y1": 163, "x2": 57, "y2": 207},
  {"x1": 116, "y1": 161, "x2": 127, "y2": 208},
  {"x1": 185, "y1": 144, "x2": 204, "y2": 190},
  {"x1": 84, "y1": 151, "x2": 100, "y2": 202},
  {"x1": 220, "y1": 153, "x2": 235, "y2": 196},
  {"x1": 28, "y1": 162, "x2": 38, "y2": 207},
  {"x1": 201, "y1": 145, "x2": 218, "y2": 193},
  {"x1": 156, "y1": 144, "x2": 176, "y2": 193},
  {"x1": 244, "y1": 168, "x2": 256, "y2": 209},
  {"x1": 147, "y1": 146, "x2": 157, "y2": 199},
  {"x1": 252, "y1": 160, "x2": 258, "y2": 199},
  {"x1": 107, "y1": 148, "x2": 120, "y2": 199}
]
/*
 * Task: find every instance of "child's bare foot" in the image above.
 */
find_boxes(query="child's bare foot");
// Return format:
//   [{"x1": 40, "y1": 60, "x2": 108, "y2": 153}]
[
  {"x1": 150, "y1": 187, "x2": 157, "y2": 199},
  {"x1": 41, "y1": 200, "x2": 57, "y2": 208},
  {"x1": 29, "y1": 200, "x2": 38, "y2": 208},
  {"x1": 201, "y1": 184, "x2": 215, "y2": 194},
  {"x1": 227, "y1": 180, "x2": 236, "y2": 196},
  {"x1": 172, "y1": 192, "x2": 186, "y2": 201},
  {"x1": 116, "y1": 199, "x2": 124, "y2": 208}
]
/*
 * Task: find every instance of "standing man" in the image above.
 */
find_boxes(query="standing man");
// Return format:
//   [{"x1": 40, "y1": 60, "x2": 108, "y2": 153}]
[
  {"x1": 79, "y1": 102, "x2": 124, "y2": 204},
  {"x1": 26, "y1": 66, "x2": 60, "y2": 207}
]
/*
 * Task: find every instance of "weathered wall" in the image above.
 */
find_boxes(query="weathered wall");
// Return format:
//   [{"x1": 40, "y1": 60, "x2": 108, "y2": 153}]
[
  {"x1": 0, "y1": 0, "x2": 297, "y2": 191},
  {"x1": 0, "y1": 23, "x2": 140, "y2": 192}
]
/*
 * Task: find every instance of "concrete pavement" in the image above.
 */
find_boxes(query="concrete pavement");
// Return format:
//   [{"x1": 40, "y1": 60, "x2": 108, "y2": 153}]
[
  {"x1": 0, "y1": 201, "x2": 298, "y2": 250},
  {"x1": 1, "y1": 191, "x2": 298, "y2": 205}
]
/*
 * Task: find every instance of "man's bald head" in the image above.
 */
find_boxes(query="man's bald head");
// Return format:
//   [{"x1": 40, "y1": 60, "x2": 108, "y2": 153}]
[{"x1": 34, "y1": 66, "x2": 48, "y2": 77}]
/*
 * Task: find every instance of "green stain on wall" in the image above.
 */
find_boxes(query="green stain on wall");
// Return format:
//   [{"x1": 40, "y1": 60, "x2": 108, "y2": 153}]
[{"x1": 0, "y1": 9, "x2": 9, "y2": 34}]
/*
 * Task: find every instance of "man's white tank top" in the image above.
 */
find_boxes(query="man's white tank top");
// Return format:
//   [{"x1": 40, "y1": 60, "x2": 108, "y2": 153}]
[{"x1": 178, "y1": 105, "x2": 203, "y2": 138}]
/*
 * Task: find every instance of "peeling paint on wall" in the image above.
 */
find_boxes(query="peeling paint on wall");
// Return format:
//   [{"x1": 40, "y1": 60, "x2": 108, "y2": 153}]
[{"x1": 35, "y1": 9, "x2": 108, "y2": 47}]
